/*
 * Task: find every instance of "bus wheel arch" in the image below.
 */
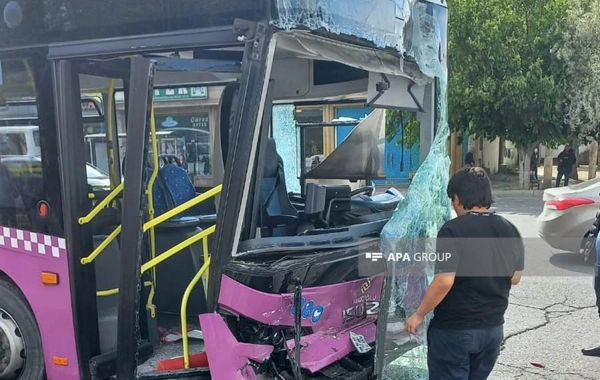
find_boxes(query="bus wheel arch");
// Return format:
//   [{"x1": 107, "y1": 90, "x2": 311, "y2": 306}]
[{"x1": 0, "y1": 273, "x2": 46, "y2": 380}]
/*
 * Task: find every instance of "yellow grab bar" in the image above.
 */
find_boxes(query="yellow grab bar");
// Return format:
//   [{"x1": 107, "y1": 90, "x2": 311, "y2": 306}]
[
  {"x1": 181, "y1": 254, "x2": 211, "y2": 369},
  {"x1": 80, "y1": 225, "x2": 122, "y2": 265},
  {"x1": 80, "y1": 184, "x2": 221, "y2": 266},
  {"x1": 142, "y1": 185, "x2": 222, "y2": 232},
  {"x1": 140, "y1": 226, "x2": 215, "y2": 275},
  {"x1": 145, "y1": 107, "x2": 160, "y2": 317},
  {"x1": 79, "y1": 184, "x2": 124, "y2": 225},
  {"x1": 201, "y1": 237, "x2": 210, "y2": 296},
  {"x1": 97, "y1": 281, "x2": 153, "y2": 297}
]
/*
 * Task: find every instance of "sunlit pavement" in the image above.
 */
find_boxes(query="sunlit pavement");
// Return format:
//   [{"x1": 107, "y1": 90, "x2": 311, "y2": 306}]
[{"x1": 489, "y1": 196, "x2": 600, "y2": 379}]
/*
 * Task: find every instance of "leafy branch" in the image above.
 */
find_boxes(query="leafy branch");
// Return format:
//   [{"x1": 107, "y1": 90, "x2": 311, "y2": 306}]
[{"x1": 385, "y1": 110, "x2": 421, "y2": 148}]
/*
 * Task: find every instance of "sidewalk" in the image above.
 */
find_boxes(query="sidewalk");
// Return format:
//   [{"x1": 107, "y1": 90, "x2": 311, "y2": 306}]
[
  {"x1": 490, "y1": 165, "x2": 595, "y2": 197},
  {"x1": 384, "y1": 165, "x2": 595, "y2": 199}
]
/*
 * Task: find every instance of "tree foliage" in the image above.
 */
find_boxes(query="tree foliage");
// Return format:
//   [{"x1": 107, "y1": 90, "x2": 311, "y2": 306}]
[
  {"x1": 447, "y1": 0, "x2": 572, "y2": 149},
  {"x1": 446, "y1": 0, "x2": 572, "y2": 187},
  {"x1": 385, "y1": 110, "x2": 420, "y2": 148},
  {"x1": 556, "y1": 0, "x2": 600, "y2": 140}
]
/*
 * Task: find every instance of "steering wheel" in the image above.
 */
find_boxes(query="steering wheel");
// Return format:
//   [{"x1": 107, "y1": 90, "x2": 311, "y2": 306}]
[
  {"x1": 350, "y1": 186, "x2": 374, "y2": 197},
  {"x1": 158, "y1": 154, "x2": 182, "y2": 168}
]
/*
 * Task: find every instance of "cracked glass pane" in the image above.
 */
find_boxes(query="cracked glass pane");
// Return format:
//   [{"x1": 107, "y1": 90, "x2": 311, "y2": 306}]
[
  {"x1": 272, "y1": 104, "x2": 301, "y2": 194},
  {"x1": 273, "y1": 0, "x2": 410, "y2": 54},
  {"x1": 379, "y1": 1, "x2": 450, "y2": 379}
]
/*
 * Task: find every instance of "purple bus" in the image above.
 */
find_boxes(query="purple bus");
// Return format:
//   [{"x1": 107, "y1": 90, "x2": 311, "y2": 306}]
[{"x1": 0, "y1": 0, "x2": 447, "y2": 379}]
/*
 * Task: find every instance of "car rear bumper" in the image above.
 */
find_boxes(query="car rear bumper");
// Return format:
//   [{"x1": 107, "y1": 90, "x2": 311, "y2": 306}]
[{"x1": 537, "y1": 206, "x2": 595, "y2": 252}]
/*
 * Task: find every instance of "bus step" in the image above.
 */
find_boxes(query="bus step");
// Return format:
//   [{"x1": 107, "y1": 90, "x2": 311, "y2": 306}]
[
  {"x1": 89, "y1": 340, "x2": 153, "y2": 380},
  {"x1": 136, "y1": 367, "x2": 211, "y2": 380}
]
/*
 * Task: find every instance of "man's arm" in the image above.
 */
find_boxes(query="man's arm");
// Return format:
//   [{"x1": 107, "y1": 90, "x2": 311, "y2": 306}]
[
  {"x1": 414, "y1": 274, "x2": 455, "y2": 317},
  {"x1": 405, "y1": 227, "x2": 459, "y2": 334},
  {"x1": 405, "y1": 273, "x2": 455, "y2": 334},
  {"x1": 511, "y1": 225, "x2": 525, "y2": 286}
]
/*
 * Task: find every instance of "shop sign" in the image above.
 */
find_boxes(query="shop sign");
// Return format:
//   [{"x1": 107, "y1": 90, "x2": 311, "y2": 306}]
[{"x1": 153, "y1": 87, "x2": 208, "y2": 101}]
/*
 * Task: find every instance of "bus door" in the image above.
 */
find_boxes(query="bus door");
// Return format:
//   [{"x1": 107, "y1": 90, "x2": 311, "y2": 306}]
[{"x1": 53, "y1": 57, "x2": 156, "y2": 379}]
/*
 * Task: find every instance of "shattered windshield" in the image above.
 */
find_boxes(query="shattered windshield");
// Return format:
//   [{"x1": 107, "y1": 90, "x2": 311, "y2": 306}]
[
  {"x1": 274, "y1": 2, "x2": 450, "y2": 377},
  {"x1": 379, "y1": 1, "x2": 450, "y2": 379}
]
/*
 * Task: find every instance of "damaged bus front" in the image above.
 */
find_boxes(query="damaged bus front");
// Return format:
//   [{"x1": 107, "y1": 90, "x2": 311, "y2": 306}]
[
  {"x1": 202, "y1": 1, "x2": 449, "y2": 379},
  {"x1": 0, "y1": 1, "x2": 448, "y2": 379}
]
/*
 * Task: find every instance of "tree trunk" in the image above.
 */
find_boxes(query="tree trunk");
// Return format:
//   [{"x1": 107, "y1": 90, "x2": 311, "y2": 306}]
[
  {"x1": 518, "y1": 146, "x2": 530, "y2": 190},
  {"x1": 543, "y1": 145, "x2": 553, "y2": 189},
  {"x1": 589, "y1": 140, "x2": 598, "y2": 180},
  {"x1": 570, "y1": 137, "x2": 579, "y2": 180}
]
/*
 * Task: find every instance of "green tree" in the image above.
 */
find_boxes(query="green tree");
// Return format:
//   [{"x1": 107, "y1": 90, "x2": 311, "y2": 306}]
[
  {"x1": 556, "y1": 0, "x2": 600, "y2": 139},
  {"x1": 447, "y1": 0, "x2": 572, "y2": 188},
  {"x1": 385, "y1": 110, "x2": 420, "y2": 148}
]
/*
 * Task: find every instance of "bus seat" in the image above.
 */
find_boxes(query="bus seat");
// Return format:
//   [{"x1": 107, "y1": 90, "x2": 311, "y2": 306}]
[
  {"x1": 144, "y1": 167, "x2": 170, "y2": 216},
  {"x1": 159, "y1": 164, "x2": 197, "y2": 213},
  {"x1": 156, "y1": 163, "x2": 217, "y2": 222},
  {"x1": 261, "y1": 138, "x2": 298, "y2": 237}
]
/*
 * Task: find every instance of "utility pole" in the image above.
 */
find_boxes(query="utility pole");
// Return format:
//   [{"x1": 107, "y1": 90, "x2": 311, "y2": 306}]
[{"x1": 589, "y1": 141, "x2": 598, "y2": 180}]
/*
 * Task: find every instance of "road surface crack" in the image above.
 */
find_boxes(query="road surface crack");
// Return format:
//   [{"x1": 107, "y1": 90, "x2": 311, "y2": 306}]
[{"x1": 501, "y1": 298, "x2": 598, "y2": 351}]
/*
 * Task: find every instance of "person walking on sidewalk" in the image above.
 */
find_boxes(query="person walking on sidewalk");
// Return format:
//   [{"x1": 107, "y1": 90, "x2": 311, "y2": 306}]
[
  {"x1": 405, "y1": 166, "x2": 524, "y2": 380},
  {"x1": 556, "y1": 144, "x2": 576, "y2": 187}
]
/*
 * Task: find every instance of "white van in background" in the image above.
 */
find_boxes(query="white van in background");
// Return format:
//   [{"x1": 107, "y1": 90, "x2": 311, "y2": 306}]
[{"x1": 0, "y1": 125, "x2": 41, "y2": 157}]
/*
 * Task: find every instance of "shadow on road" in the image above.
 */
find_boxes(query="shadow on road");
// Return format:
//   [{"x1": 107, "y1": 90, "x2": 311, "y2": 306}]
[{"x1": 549, "y1": 252, "x2": 594, "y2": 275}]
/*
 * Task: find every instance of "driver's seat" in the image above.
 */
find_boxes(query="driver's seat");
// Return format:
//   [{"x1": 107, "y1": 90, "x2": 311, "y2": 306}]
[{"x1": 260, "y1": 138, "x2": 298, "y2": 237}]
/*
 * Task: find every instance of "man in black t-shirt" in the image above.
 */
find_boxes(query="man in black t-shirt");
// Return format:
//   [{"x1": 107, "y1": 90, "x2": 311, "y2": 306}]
[{"x1": 405, "y1": 166, "x2": 524, "y2": 380}]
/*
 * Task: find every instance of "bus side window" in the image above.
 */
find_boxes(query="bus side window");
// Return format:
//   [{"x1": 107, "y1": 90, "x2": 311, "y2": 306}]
[{"x1": 0, "y1": 59, "x2": 57, "y2": 234}]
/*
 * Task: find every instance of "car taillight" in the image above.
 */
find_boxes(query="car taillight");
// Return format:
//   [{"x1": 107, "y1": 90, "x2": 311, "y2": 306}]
[{"x1": 546, "y1": 198, "x2": 595, "y2": 211}]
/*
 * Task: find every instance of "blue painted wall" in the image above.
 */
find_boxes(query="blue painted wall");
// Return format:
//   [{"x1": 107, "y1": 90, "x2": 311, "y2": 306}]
[{"x1": 335, "y1": 107, "x2": 419, "y2": 185}]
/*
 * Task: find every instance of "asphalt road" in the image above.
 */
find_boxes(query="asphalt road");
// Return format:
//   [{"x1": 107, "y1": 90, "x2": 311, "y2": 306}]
[{"x1": 489, "y1": 195, "x2": 600, "y2": 380}]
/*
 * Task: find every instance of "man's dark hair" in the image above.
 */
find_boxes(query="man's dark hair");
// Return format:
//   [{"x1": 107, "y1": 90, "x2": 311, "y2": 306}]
[{"x1": 447, "y1": 166, "x2": 493, "y2": 209}]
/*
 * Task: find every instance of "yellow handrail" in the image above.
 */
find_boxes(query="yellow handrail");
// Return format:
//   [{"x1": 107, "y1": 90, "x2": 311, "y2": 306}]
[
  {"x1": 140, "y1": 226, "x2": 215, "y2": 275},
  {"x1": 146, "y1": 107, "x2": 160, "y2": 318},
  {"x1": 78, "y1": 184, "x2": 124, "y2": 225},
  {"x1": 80, "y1": 185, "x2": 222, "y2": 266},
  {"x1": 97, "y1": 281, "x2": 153, "y2": 297},
  {"x1": 80, "y1": 225, "x2": 121, "y2": 265},
  {"x1": 142, "y1": 185, "x2": 222, "y2": 232},
  {"x1": 181, "y1": 251, "x2": 211, "y2": 369},
  {"x1": 201, "y1": 237, "x2": 210, "y2": 296}
]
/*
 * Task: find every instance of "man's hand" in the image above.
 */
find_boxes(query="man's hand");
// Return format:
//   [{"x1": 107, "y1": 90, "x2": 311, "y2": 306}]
[
  {"x1": 405, "y1": 313, "x2": 424, "y2": 335},
  {"x1": 511, "y1": 271, "x2": 522, "y2": 285},
  {"x1": 403, "y1": 273, "x2": 455, "y2": 335}
]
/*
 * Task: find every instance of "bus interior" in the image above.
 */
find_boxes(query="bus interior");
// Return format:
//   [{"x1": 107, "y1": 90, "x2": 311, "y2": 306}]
[{"x1": 0, "y1": 1, "x2": 446, "y2": 379}]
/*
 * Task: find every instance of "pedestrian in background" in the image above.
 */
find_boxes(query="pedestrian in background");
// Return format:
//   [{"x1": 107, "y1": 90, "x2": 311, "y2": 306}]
[
  {"x1": 530, "y1": 147, "x2": 540, "y2": 181},
  {"x1": 465, "y1": 146, "x2": 476, "y2": 167},
  {"x1": 556, "y1": 144, "x2": 576, "y2": 187}
]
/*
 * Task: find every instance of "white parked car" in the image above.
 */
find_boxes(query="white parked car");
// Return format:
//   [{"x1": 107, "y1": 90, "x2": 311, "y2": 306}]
[{"x1": 537, "y1": 178, "x2": 600, "y2": 263}]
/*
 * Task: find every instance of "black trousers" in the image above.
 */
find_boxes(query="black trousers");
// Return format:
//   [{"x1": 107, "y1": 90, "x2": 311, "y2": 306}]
[{"x1": 428, "y1": 325, "x2": 503, "y2": 380}]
